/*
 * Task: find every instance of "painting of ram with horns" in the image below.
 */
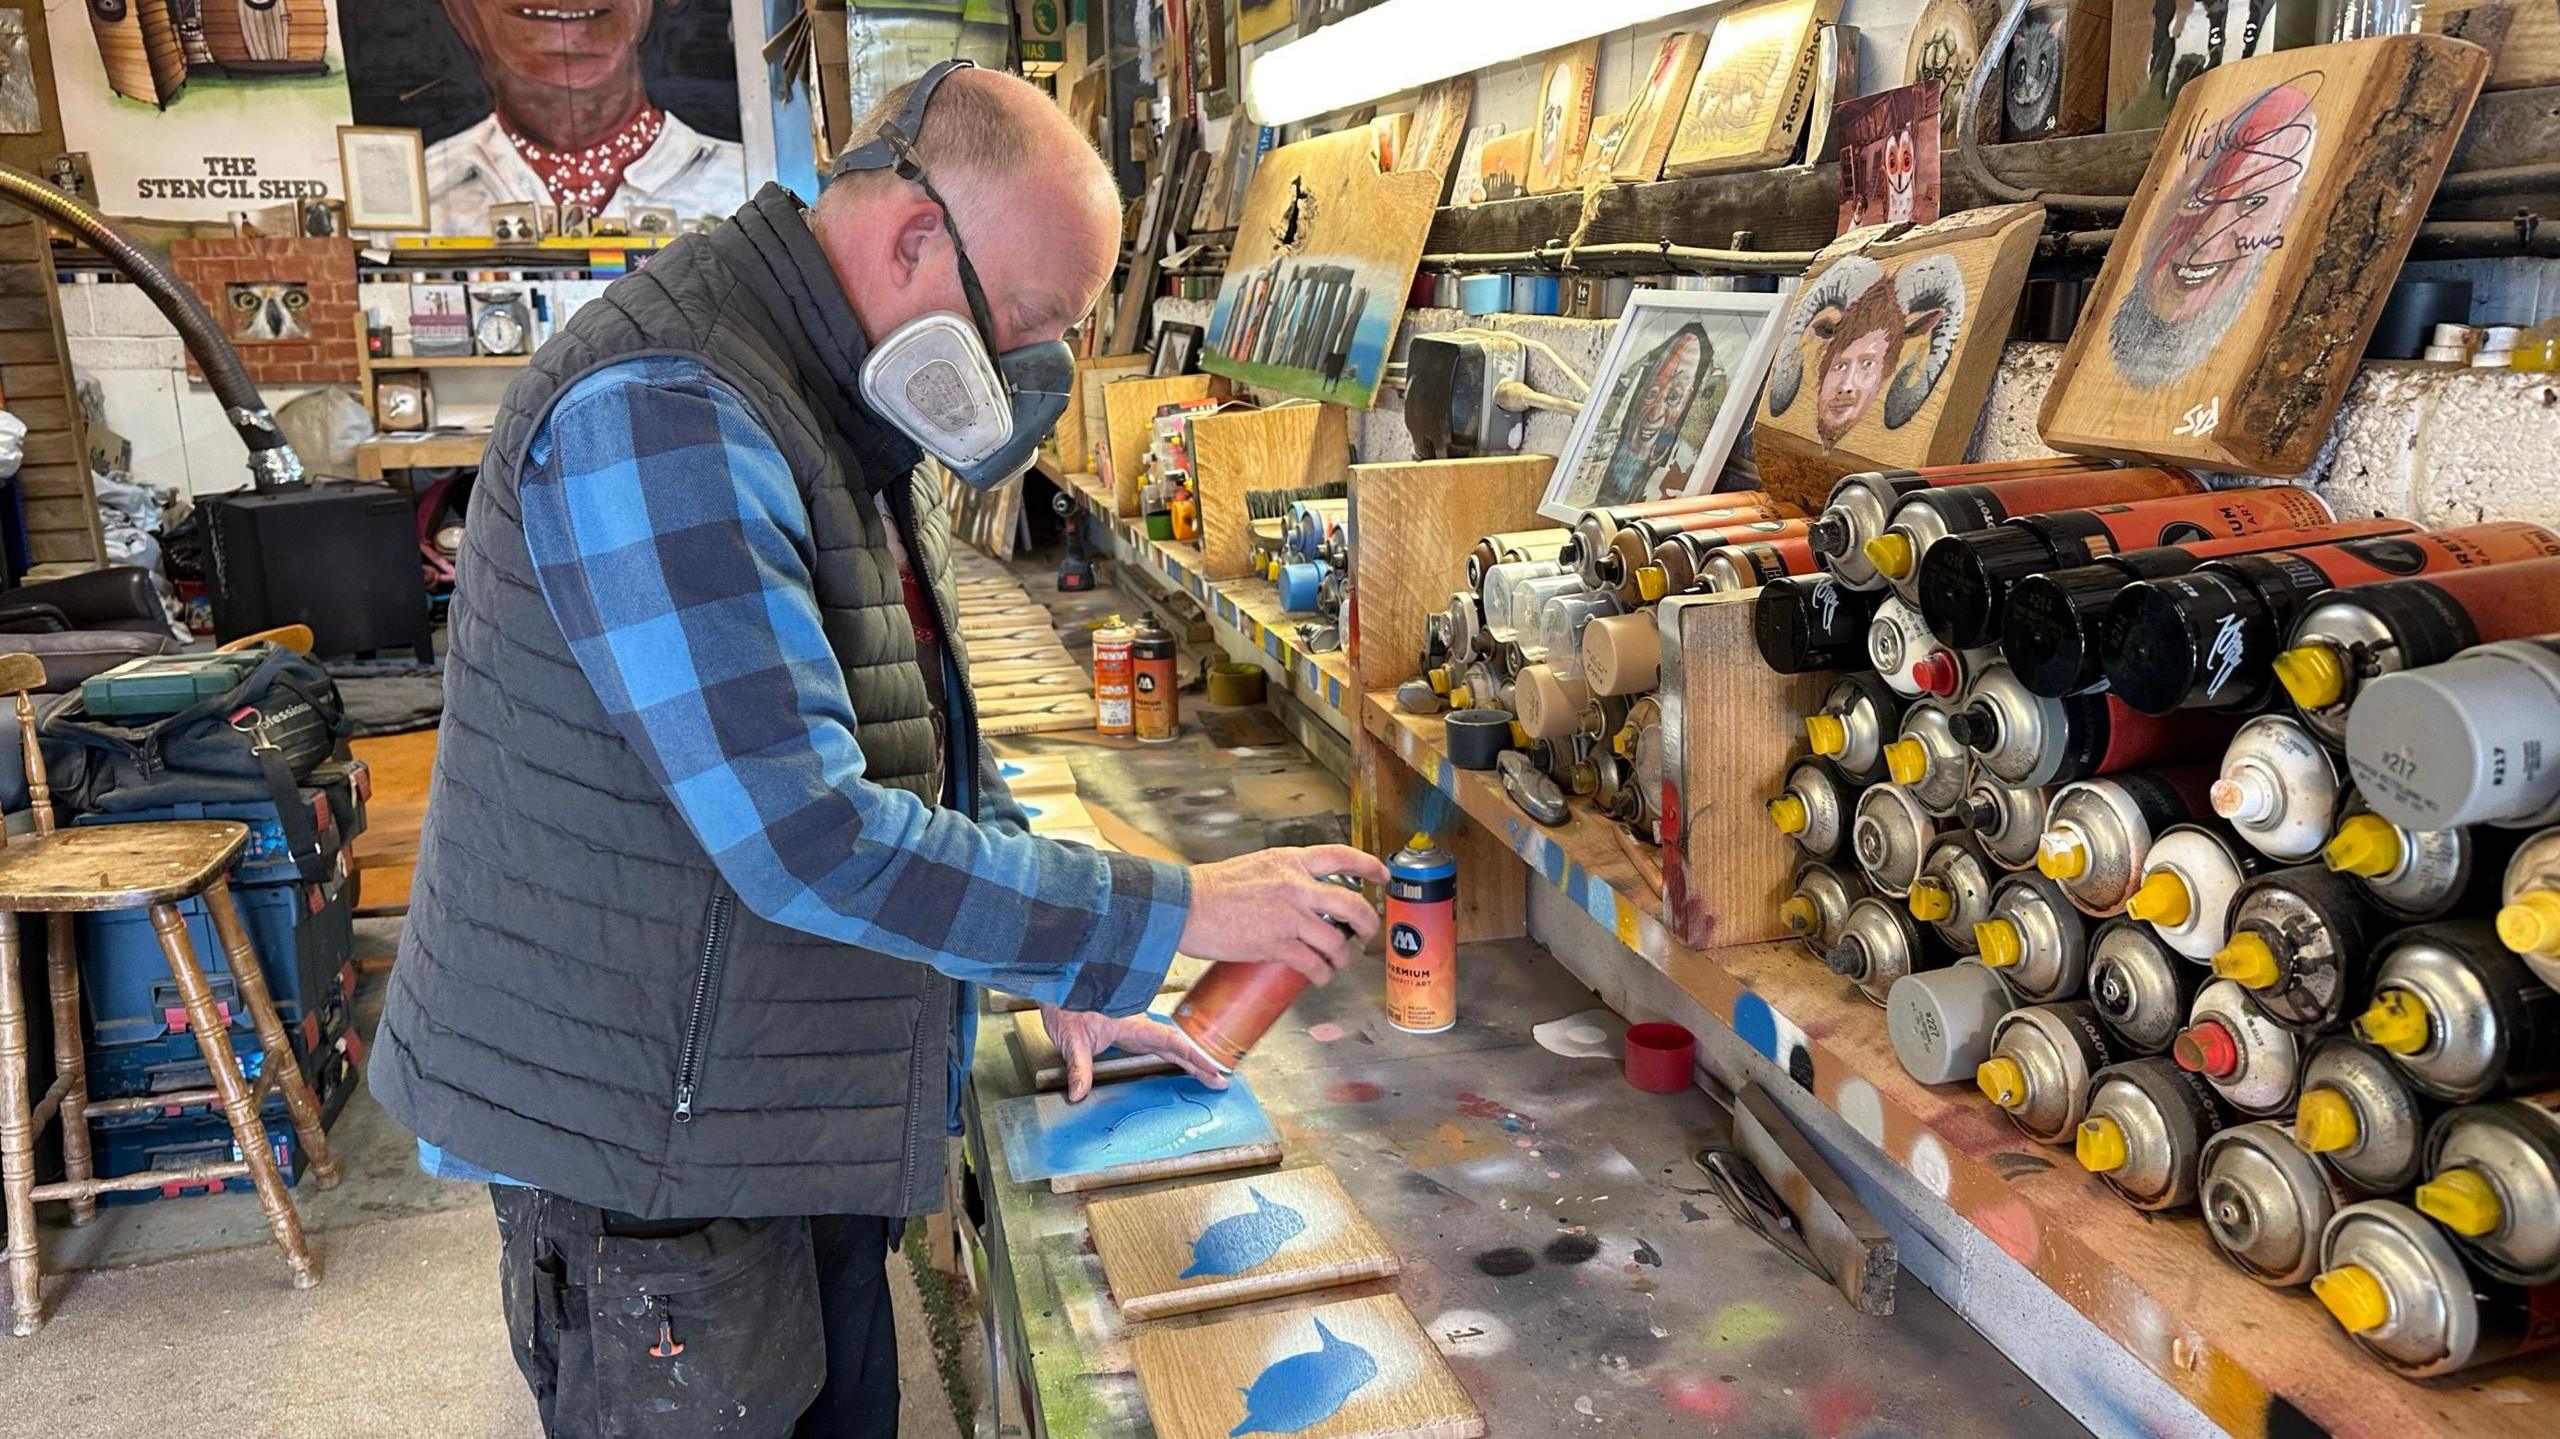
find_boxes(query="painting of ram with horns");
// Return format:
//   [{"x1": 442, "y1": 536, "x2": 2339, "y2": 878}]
[{"x1": 1751, "y1": 203, "x2": 2046, "y2": 501}]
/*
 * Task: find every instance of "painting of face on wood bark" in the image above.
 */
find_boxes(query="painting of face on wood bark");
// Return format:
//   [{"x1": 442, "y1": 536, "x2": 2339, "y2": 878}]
[
  {"x1": 1753, "y1": 204, "x2": 2043, "y2": 498},
  {"x1": 2042, "y1": 36, "x2": 2487, "y2": 475},
  {"x1": 1664, "y1": 0, "x2": 1837, "y2": 177}
]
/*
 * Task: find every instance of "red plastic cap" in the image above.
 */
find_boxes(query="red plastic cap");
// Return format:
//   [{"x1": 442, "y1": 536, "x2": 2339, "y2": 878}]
[
  {"x1": 1911, "y1": 650, "x2": 1962, "y2": 697},
  {"x1": 1624, "y1": 1022, "x2": 1697, "y2": 1093},
  {"x1": 2174, "y1": 1019, "x2": 2240, "y2": 1079}
]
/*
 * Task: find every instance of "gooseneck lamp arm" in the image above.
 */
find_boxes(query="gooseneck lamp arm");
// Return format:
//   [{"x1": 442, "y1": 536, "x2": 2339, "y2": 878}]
[{"x1": 0, "y1": 163, "x2": 306, "y2": 492}]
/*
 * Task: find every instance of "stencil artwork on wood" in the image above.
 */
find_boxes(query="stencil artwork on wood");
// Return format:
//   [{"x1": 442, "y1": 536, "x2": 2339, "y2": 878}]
[
  {"x1": 1233, "y1": 1317, "x2": 1379, "y2": 1435},
  {"x1": 1184, "y1": 1186, "x2": 1309, "y2": 1277}
]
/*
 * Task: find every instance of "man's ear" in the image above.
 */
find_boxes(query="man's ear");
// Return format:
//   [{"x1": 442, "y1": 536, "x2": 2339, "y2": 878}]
[{"x1": 888, "y1": 200, "x2": 946, "y2": 284}]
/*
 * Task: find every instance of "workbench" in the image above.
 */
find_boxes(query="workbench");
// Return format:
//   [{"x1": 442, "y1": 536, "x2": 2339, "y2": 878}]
[{"x1": 960, "y1": 934, "x2": 2078, "y2": 1438}]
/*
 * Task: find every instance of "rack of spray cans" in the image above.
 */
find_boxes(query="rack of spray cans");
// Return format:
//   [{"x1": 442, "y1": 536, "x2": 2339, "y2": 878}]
[
  {"x1": 1400, "y1": 488, "x2": 1816, "y2": 845},
  {"x1": 1250, "y1": 496, "x2": 1352, "y2": 618},
  {"x1": 1751, "y1": 455, "x2": 2560, "y2": 1381}
]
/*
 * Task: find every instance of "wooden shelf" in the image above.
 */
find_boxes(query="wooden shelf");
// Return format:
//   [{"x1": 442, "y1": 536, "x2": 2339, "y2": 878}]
[
  {"x1": 1052, "y1": 468, "x2": 1354, "y2": 738},
  {"x1": 1361, "y1": 689, "x2": 2555, "y2": 1438},
  {"x1": 372, "y1": 353, "x2": 530, "y2": 370}
]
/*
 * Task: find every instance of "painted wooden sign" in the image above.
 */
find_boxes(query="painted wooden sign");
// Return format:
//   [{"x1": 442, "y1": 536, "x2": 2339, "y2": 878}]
[
  {"x1": 2041, "y1": 36, "x2": 2489, "y2": 476},
  {"x1": 1131, "y1": 1293, "x2": 1484, "y2": 1439},
  {"x1": 1664, "y1": 0, "x2": 1840, "y2": 177},
  {"x1": 1525, "y1": 39, "x2": 1599, "y2": 195},
  {"x1": 1011, "y1": 1008, "x2": 1183, "y2": 1091},
  {"x1": 992, "y1": 1072, "x2": 1281, "y2": 1192},
  {"x1": 991, "y1": 752, "x2": 1078, "y2": 797},
  {"x1": 2428, "y1": 0, "x2": 2560, "y2": 90},
  {"x1": 1612, "y1": 32, "x2": 1709, "y2": 182},
  {"x1": 1201, "y1": 130, "x2": 1446, "y2": 409},
  {"x1": 2106, "y1": 0, "x2": 2321, "y2": 132},
  {"x1": 1904, "y1": 0, "x2": 2005, "y2": 142},
  {"x1": 2002, "y1": 0, "x2": 2113, "y2": 139},
  {"x1": 1089, "y1": 1166, "x2": 1402, "y2": 1320},
  {"x1": 1750, "y1": 203, "x2": 2045, "y2": 504}
]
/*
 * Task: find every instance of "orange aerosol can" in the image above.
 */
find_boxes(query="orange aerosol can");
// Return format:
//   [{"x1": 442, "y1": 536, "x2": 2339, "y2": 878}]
[
  {"x1": 1383, "y1": 834, "x2": 1459, "y2": 1034},
  {"x1": 1092, "y1": 618, "x2": 1135, "y2": 738},
  {"x1": 1133, "y1": 618, "x2": 1179, "y2": 743},
  {"x1": 1174, "y1": 875, "x2": 1368, "y2": 1070}
]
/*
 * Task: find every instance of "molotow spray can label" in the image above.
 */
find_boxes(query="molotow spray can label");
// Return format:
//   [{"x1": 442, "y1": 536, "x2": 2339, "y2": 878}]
[{"x1": 1384, "y1": 840, "x2": 1460, "y2": 1034}]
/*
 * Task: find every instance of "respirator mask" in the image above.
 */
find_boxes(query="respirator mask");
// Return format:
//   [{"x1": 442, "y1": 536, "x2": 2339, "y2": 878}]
[{"x1": 829, "y1": 59, "x2": 1073, "y2": 489}]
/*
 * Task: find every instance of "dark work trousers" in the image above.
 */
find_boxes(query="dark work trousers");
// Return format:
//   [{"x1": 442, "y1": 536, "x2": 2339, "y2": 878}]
[{"x1": 491, "y1": 1186, "x2": 903, "y2": 1439}]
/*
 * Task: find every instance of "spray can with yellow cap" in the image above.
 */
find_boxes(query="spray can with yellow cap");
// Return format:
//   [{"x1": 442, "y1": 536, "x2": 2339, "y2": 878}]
[
  {"x1": 1623, "y1": 517, "x2": 1806, "y2": 602},
  {"x1": 2294, "y1": 1036, "x2": 2439, "y2": 1192},
  {"x1": 2124, "y1": 824, "x2": 2260, "y2": 961},
  {"x1": 2200, "y1": 1119, "x2": 2356, "y2": 1284},
  {"x1": 1784, "y1": 859, "x2": 1868, "y2": 951},
  {"x1": 1973, "y1": 870, "x2": 2088, "y2": 1003},
  {"x1": 1825, "y1": 895, "x2": 1947, "y2": 1006},
  {"x1": 2350, "y1": 921, "x2": 2560, "y2": 1104},
  {"x1": 2034, "y1": 765, "x2": 2218, "y2": 915},
  {"x1": 1883, "y1": 700, "x2": 1971, "y2": 818},
  {"x1": 2075, "y1": 1055, "x2": 2228, "y2": 1210},
  {"x1": 1807, "y1": 457, "x2": 2121, "y2": 593},
  {"x1": 1980, "y1": 1002, "x2": 2118, "y2": 1144},
  {"x1": 2273, "y1": 556, "x2": 2560, "y2": 748},
  {"x1": 2496, "y1": 826, "x2": 2560, "y2": 990},
  {"x1": 1864, "y1": 468, "x2": 2207, "y2": 604},
  {"x1": 1381, "y1": 834, "x2": 1459, "y2": 1035},
  {"x1": 2325, "y1": 798, "x2": 2518, "y2": 924},
  {"x1": 2086, "y1": 919, "x2": 2194, "y2": 1056},
  {"x1": 1907, "y1": 831, "x2": 1997, "y2": 956},
  {"x1": 2208, "y1": 714, "x2": 2344, "y2": 863},
  {"x1": 1801, "y1": 672, "x2": 1905, "y2": 787},
  {"x1": 1961, "y1": 774, "x2": 2051, "y2": 871},
  {"x1": 1769, "y1": 757, "x2": 1856, "y2": 864},
  {"x1": 1851, "y1": 783, "x2": 1941, "y2": 898},
  {"x1": 2209, "y1": 866, "x2": 2388, "y2": 1034},
  {"x1": 2173, "y1": 978, "x2": 2301, "y2": 1117},
  {"x1": 2313, "y1": 1199, "x2": 2560, "y2": 1378},
  {"x1": 2416, "y1": 1096, "x2": 2560, "y2": 1285}
]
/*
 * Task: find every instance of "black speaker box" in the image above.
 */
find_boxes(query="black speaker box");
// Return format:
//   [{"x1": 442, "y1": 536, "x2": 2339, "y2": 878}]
[{"x1": 204, "y1": 482, "x2": 432, "y2": 661}]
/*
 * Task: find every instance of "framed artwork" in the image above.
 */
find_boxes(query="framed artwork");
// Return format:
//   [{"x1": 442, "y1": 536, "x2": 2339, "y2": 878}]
[
  {"x1": 1904, "y1": 0, "x2": 2004, "y2": 142},
  {"x1": 1540, "y1": 288, "x2": 1792, "y2": 522},
  {"x1": 1835, "y1": 83, "x2": 1942, "y2": 233},
  {"x1": 2003, "y1": 0, "x2": 2111, "y2": 139},
  {"x1": 2107, "y1": 0, "x2": 2321, "y2": 132},
  {"x1": 1476, "y1": 130, "x2": 1530, "y2": 202},
  {"x1": 1451, "y1": 123, "x2": 1506, "y2": 205},
  {"x1": 1753, "y1": 203, "x2": 2045, "y2": 498},
  {"x1": 337, "y1": 126, "x2": 430, "y2": 232},
  {"x1": 1155, "y1": 322, "x2": 1206, "y2": 376},
  {"x1": 2043, "y1": 35, "x2": 2487, "y2": 474},
  {"x1": 1238, "y1": 0, "x2": 1294, "y2": 44},
  {"x1": 1612, "y1": 32, "x2": 1709, "y2": 182},
  {"x1": 1526, "y1": 38, "x2": 1599, "y2": 195},
  {"x1": 1665, "y1": 0, "x2": 1840, "y2": 177},
  {"x1": 1200, "y1": 128, "x2": 1443, "y2": 407}
]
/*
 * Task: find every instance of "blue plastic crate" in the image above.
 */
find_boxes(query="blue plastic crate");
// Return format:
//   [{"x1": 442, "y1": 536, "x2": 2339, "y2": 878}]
[
  {"x1": 82, "y1": 873, "x2": 354, "y2": 1074},
  {"x1": 76, "y1": 788, "x2": 342, "y2": 889},
  {"x1": 88, "y1": 972, "x2": 352, "y2": 1102},
  {"x1": 91, "y1": 1046, "x2": 358, "y2": 1206}
]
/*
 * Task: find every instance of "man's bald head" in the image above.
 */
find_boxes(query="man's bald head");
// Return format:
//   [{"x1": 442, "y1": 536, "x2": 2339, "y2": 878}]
[{"x1": 815, "y1": 66, "x2": 1123, "y2": 354}]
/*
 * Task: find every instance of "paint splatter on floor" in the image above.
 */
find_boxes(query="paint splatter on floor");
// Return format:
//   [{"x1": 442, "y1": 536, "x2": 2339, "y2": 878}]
[
  {"x1": 1306, "y1": 1022, "x2": 1347, "y2": 1043},
  {"x1": 1325, "y1": 1080, "x2": 1384, "y2": 1104},
  {"x1": 1472, "y1": 1247, "x2": 1536, "y2": 1278},
  {"x1": 1544, "y1": 1234, "x2": 1601, "y2": 1265},
  {"x1": 1704, "y1": 1300, "x2": 1789, "y2": 1350}
]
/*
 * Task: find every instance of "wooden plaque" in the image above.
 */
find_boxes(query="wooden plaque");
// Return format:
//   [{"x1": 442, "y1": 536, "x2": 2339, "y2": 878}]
[
  {"x1": 1664, "y1": 0, "x2": 1839, "y2": 177},
  {"x1": 1345, "y1": 456, "x2": 1555, "y2": 692},
  {"x1": 1750, "y1": 203, "x2": 2045, "y2": 504},
  {"x1": 1089, "y1": 1166, "x2": 1401, "y2": 1320},
  {"x1": 1010, "y1": 1008, "x2": 1182, "y2": 1092},
  {"x1": 2001, "y1": 0, "x2": 2113, "y2": 140},
  {"x1": 2428, "y1": 0, "x2": 2560, "y2": 90},
  {"x1": 992, "y1": 1072, "x2": 1281, "y2": 1193},
  {"x1": 1131, "y1": 1293, "x2": 1484, "y2": 1439},
  {"x1": 1525, "y1": 38, "x2": 1599, "y2": 195},
  {"x1": 2041, "y1": 36, "x2": 2490, "y2": 476},
  {"x1": 1191, "y1": 403, "x2": 1350, "y2": 581},
  {"x1": 1102, "y1": 374, "x2": 1225, "y2": 517},
  {"x1": 990, "y1": 752, "x2": 1078, "y2": 797},
  {"x1": 1903, "y1": 0, "x2": 2005, "y2": 143},
  {"x1": 1613, "y1": 32, "x2": 1710, "y2": 182}
]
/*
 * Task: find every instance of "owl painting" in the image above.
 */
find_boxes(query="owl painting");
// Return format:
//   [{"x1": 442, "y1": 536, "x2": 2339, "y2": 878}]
[{"x1": 228, "y1": 281, "x2": 310, "y2": 342}]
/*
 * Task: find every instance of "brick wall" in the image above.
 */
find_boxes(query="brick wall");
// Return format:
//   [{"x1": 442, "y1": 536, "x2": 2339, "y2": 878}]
[{"x1": 167, "y1": 236, "x2": 362, "y2": 387}]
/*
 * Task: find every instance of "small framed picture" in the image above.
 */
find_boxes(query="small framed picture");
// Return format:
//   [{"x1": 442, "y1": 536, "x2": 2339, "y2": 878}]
[
  {"x1": 337, "y1": 125, "x2": 429, "y2": 231},
  {"x1": 300, "y1": 197, "x2": 345, "y2": 237},
  {"x1": 628, "y1": 205, "x2": 678, "y2": 237},
  {"x1": 488, "y1": 202, "x2": 541, "y2": 245},
  {"x1": 1153, "y1": 322, "x2": 1205, "y2": 376},
  {"x1": 557, "y1": 202, "x2": 592, "y2": 238},
  {"x1": 1540, "y1": 287, "x2": 1793, "y2": 521}
]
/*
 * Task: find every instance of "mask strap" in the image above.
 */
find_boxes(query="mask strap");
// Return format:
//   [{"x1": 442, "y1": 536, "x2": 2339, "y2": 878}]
[{"x1": 827, "y1": 58, "x2": 1008, "y2": 368}]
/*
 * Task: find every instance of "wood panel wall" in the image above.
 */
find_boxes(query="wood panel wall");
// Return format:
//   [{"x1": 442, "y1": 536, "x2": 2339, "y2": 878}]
[{"x1": 0, "y1": 1, "x2": 104, "y2": 571}]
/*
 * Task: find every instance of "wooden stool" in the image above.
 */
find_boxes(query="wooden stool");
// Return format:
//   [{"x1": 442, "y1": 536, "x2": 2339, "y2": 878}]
[{"x1": 0, "y1": 653, "x2": 341, "y2": 1335}]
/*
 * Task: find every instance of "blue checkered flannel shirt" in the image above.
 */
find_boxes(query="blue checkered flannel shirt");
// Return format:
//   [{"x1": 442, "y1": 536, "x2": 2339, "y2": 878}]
[{"x1": 418, "y1": 356, "x2": 1187, "y2": 1185}]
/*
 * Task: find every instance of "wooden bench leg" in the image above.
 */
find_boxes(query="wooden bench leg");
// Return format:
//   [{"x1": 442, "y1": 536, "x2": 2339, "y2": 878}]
[
  {"x1": 45, "y1": 914, "x2": 94, "y2": 1226},
  {"x1": 202, "y1": 882, "x2": 340, "y2": 1191},
  {"x1": 150, "y1": 903, "x2": 317, "y2": 1290},
  {"x1": 0, "y1": 910, "x2": 43, "y2": 1335}
]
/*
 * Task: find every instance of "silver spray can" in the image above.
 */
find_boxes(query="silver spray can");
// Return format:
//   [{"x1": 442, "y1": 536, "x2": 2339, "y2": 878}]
[
  {"x1": 1883, "y1": 699, "x2": 1972, "y2": 817},
  {"x1": 2352, "y1": 920, "x2": 2560, "y2": 1104},
  {"x1": 1977, "y1": 1001, "x2": 2116, "y2": 1145},
  {"x1": 1824, "y1": 895, "x2": 1943, "y2": 1007},
  {"x1": 1783, "y1": 860, "x2": 1867, "y2": 951},
  {"x1": 2209, "y1": 714, "x2": 2343, "y2": 863},
  {"x1": 1801, "y1": 671, "x2": 1905, "y2": 788},
  {"x1": 1962, "y1": 775, "x2": 2052, "y2": 871},
  {"x1": 1851, "y1": 783, "x2": 1941, "y2": 898},
  {"x1": 2125, "y1": 823, "x2": 2259, "y2": 961},
  {"x1": 2293, "y1": 1036, "x2": 2438, "y2": 1193},
  {"x1": 2086, "y1": 918, "x2": 2195, "y2": 1056},
  {"x1": 2074, "y1": 1055, "x2": 2227, "y2": 1211},
  {"x1": 1769, "y1": 756, "x2": 1856, "y2": 864},
  {"x1": 2417, "y1": 1095, "x2": 2560, "y2": 1286},
  {"x1": 2495, "y1": 826, "x2": 2560, "y2": 989},
  {"x1": 2200, "y1": 1120, "x2": 2355, "y2": 1286},
  {"x1": 1972, "y1": 869, "x2": 2089, "y2": 1003},
  {"x1": 2036, "y1": 765, "x2": 2217, "y2": 916},
  {"x1": 1906, "y1": 831, "x2": 1998, "y2": 955},
  {"x1": 2315, "y1": 1199, "x2": 2560, "y2": 1379}
]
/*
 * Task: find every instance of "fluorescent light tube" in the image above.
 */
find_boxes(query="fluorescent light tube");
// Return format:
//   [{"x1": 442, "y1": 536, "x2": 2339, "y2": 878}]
[{"x1": 1246, "y1": 0, "x2": 1707, "y2": 126}]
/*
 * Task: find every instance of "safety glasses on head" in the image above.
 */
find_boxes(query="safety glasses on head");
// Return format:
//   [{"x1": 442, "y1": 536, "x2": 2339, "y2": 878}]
[{"x1": 829, "y1": 59, "x2": 1073, "y2": 489}]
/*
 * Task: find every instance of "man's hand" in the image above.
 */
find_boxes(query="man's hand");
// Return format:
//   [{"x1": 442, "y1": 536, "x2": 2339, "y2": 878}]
[
  {"x1": 1041, "y1": 1004, "x2": 1227, "y2": 1102},
  {"x1": 1177, "y1": 845, "x2": 1391, "y2": 987}
]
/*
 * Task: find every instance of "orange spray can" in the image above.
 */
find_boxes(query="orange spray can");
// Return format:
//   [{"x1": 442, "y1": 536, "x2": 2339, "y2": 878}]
[
  {"x1": 1383, "y1": 833, "x2": 1459, "y2": 1034},
  {"x1": 1093, "y1": 618, "x2": 1135, "y2": 738},
  {"x1": 1175, "y1": 875, "x2": 1367, "y2": 1070}
]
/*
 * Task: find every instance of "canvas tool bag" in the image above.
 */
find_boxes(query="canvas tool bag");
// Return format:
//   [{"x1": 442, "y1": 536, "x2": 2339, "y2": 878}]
[{"x1": 43, "y1": 644, "x2": 349, "y2": 885}]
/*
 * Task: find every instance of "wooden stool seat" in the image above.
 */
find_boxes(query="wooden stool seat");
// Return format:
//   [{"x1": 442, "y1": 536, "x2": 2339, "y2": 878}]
[
  {"x1": 0, "y1": 821, "x2": 249, "y2": 911},
  {"x1": 0, "y1": 659, "x2": 339, "y2": 1336}
]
